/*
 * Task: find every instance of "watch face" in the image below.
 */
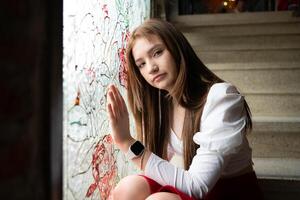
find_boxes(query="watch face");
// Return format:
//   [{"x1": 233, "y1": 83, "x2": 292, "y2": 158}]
[{"x1": 130, "y1": 141, "x2": 144, "y2": 156}]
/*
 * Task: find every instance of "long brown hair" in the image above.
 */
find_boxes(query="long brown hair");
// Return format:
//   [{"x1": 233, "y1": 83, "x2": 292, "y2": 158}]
[{"x1": 125, "y1": 19, "x2": 252, "y2": 169}]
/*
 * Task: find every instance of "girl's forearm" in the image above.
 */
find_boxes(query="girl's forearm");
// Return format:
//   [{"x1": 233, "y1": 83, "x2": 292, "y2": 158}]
[{"x1": 131, "y1": 149, "x2": 151, "y2": 171}]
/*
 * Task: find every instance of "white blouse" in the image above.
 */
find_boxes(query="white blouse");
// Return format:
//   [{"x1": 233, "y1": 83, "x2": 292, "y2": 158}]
[{"x1": 144, "y1": 83, "x2": 253, "y2": 199}]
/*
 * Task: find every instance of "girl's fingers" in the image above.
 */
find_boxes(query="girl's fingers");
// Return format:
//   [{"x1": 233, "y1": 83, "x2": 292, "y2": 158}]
[
  {"x1": 119, "y1": 89, "x2": 128, "y2": 113},
  {"x1": 110, "y1": 85, "x2": 127, "y2": 115},
  {"x1": 107, "y1": 103, "x2": 115, "y2": 122},
  {"x1": 111, "y1": 85, "x2": 123, "y2": 110},
  {"x1": 107, "y1": 84, "x2": 129, "y2": 121},
  {"x1": 114, "y1": 86, "x2": 127, "y2": 113},
  {"x1": 108, "y1": 90, "x2": 119, "y2": 118}
]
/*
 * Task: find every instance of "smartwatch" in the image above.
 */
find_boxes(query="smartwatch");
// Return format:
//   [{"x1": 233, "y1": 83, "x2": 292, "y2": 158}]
[{"x1": 126, "y1": 140, "x2": 145, "y2": 160}]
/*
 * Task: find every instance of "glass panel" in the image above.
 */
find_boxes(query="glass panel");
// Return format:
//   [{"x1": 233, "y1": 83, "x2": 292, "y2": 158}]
[{"x1": 63, "y1": 0, "x2": 150, "y2": 199}]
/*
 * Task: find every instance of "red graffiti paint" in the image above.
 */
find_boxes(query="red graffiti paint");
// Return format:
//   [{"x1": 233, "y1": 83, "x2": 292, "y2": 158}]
[
  {"x1": 86, "y1": 135, "x2": 117, "y2": 199},
  {"x1": 102, "y1": 4, "x2": 110, "y2": 19},
  {"x1": 118, "y1": 30, "x2": 130, "y2": 88}
]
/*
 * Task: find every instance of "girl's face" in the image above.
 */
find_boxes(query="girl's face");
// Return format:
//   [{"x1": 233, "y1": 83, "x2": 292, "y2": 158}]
[{"x1": 132, "y1": 35, "x2": 178, "y2": 92}]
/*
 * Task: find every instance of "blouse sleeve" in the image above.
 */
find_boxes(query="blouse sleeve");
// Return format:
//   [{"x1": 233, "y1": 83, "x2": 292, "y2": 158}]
[{"x1": 144, "y1": 83, "x2": 248, "y2": 199}]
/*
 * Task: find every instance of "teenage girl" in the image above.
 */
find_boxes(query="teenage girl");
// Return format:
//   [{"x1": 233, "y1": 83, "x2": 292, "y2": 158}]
[{"x1": 106, "y1": 19, "x2": 263, "y2": 200}]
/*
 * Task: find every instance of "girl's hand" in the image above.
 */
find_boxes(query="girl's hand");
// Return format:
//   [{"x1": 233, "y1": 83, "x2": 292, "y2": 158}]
[{"x1": 107, "y1": 84, "x2": 134, "y2": 152}]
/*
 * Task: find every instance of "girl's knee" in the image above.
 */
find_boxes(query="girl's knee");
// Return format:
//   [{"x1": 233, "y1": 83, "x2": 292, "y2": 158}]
[
  {"x1": 112, "y1": 175, "x2": 150, "y2": 200},
  {"x1": 145, "y1": 192, "x2": 181, "y2": 200}
]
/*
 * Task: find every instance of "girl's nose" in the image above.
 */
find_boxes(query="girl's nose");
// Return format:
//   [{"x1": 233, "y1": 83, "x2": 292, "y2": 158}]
[{"x1": 149, "y1": 63, "x2": 159, "y2": 74}]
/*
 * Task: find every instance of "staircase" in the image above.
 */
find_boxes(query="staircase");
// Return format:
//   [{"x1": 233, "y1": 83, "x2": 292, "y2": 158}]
[{"x1": 171, "y1": 11, "x2": 300, "y2": 199}]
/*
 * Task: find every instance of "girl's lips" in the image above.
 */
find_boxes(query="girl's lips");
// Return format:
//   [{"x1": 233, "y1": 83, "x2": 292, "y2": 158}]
[{"x1": 153, "y1": 73, "x2": 166, "y2": 82}]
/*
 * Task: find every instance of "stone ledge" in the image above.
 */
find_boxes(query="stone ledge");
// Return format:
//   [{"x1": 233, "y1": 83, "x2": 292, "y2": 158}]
[
  {"x1": 253, "y1": 158, "x2": 300, "y2": 180},
  {"x1": 252, "y1": 116, "x2": 300, "y2": 133},
  {"x1": 179, "y1": 23, "x2": 300, "y2": 36},
  {"x1": 213, "y1": 69, "x2": 300, "y2": 94},
  {"x1": 187, "y1": 34, "x2": 300, "y2": 51},
  {"x1": 197, "y1": 49, "x2": 300, "y2": 63},
  {"x1": 207, "y1": 62, "x2": 300, "y2": 70}
]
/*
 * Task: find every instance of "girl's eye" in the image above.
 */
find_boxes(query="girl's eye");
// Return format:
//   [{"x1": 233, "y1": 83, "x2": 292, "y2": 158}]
[
  {"x1": 153, "y1": 49, "x2": 163, "y2": 57},
  {"x1": 138, "y1": 63, "x2": 145, "y2": 69}
]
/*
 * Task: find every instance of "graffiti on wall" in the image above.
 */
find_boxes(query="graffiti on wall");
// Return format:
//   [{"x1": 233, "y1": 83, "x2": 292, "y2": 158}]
[{"x1": 63, "y1": 0, "x2": 150, "y2": 199}]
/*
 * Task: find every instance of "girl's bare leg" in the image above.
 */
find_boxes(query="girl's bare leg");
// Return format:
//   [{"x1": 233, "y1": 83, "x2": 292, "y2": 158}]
[
  {"x1": 111, "y1": 175, "x2": 151, "y2": 200},
  {"x1": 146, "y1": 192, "x2": 181, "y2": 200}
]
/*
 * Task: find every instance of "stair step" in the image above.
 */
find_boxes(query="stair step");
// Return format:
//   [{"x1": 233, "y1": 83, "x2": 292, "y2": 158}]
[
  {"x1": 253, "y1": 158, "x2": 300, "y2": 180},
  {"x1": 180, "y1": 22, "x2": 300, "y2": 36},
  {"x1": 172, "y1": 10, "x2": 300, "y2": 183},
  {"x1": 246, "y1": 94, "x2": 300, "y2": 117},
  {"x1": 207, "y1": 62, "x2": 300, "y2": 70},
  {"x1": 186, "y1": 34, "x2": 300, "y2": 51},
  {"x1": 252, "y1": 116, "x2": 300, "y2": 132},
  {"x1": 249, "y1": 116, "x2": 300, "y2": 158},
  {"x1": 212, "y1": 68, "x2": 300, "y2": 94},
  {"x1": 172, "y1": 11, "x2": 300, "y2": 27},
  {"x1": 196, "y1": 49, "x2": 300, "y2": 63},
  {"x1": 250, "y1": 131, "x2": 300, "y2": 158}
]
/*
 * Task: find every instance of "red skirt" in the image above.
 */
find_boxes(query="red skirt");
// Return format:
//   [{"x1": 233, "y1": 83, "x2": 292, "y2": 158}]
[{"x1": 140, "y1": 171, "x2": 264, "y2": 200}]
